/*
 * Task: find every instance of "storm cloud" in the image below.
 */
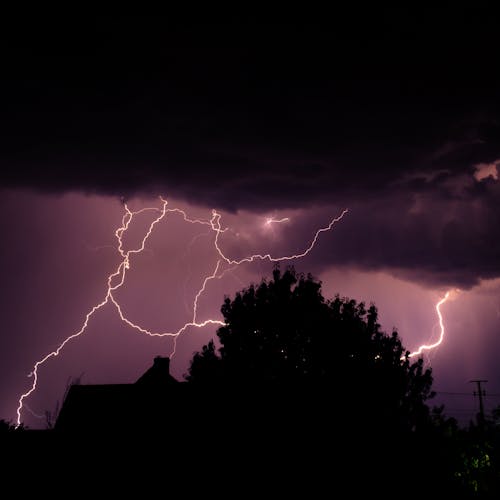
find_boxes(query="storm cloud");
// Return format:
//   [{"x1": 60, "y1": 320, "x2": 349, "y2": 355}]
[{"x1": 2, "y1": 13, "x2": 500, "y2": 289}]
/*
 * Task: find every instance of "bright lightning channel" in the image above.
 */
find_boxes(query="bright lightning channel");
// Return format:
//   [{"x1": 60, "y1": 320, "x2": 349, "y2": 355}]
[
  {"x1": 265, "y1": 216, "x2": 290, "y2": 226},
  {"x1": 407, "y1": 291, "x2": 452, "y2": 358},
  {"x1": 16, "y1": 198, "x2": 348, "y2": 426}
]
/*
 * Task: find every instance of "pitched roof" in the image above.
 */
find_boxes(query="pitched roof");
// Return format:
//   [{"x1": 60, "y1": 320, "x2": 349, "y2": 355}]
[{"x1": 55, "y1": 357, "x2": 180, "y2": 432}]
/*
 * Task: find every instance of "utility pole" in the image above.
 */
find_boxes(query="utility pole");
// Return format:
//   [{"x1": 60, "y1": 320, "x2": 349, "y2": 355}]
[{"x1": 470, "y1": 379, "x2": 488, "y2": 425}]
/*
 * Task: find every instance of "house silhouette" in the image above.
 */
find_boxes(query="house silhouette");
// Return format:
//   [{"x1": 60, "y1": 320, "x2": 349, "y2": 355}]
[{"x1": 55, "y1": 356, "x2": 188, "y2": 433}]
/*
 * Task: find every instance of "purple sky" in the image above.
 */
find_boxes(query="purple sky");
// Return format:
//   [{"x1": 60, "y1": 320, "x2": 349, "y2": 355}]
[
  {"x1": 2, "y1": 189, "x2": 499, "y2": 428},
  {"x1": 2, "y1": 14, "x2": 500, "y2": 427}
]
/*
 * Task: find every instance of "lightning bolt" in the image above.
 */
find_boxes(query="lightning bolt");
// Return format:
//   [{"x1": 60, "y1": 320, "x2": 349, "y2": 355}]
[
  {"x1": 213, "y1": 209, "x2": 348, "y2": 265},
  {"x1": 16, "y1": 197, "x2": 348, "y2": 426},
  {"x1": 265, "y1": 216, "x2": 290, "y2": 226},
  {"x1": 407, "y1": 290, "x2": 452, "y2": 358}
]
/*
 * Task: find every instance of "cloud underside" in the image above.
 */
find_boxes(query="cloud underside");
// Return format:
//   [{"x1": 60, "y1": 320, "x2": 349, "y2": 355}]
[
  {"x1": 2, "y1": 16, "x2": 500, "y2": 290},
  {"x1": 3, "y1": 109, "x2": 500, "y2": 291}
]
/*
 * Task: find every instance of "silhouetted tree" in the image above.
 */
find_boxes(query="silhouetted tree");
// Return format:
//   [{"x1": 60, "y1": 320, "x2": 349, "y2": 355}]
[
  {"x1": 187, "y1": 266, "x2": 435, "y2": 435},
  {"x1": 186, "y1": 267, "x2": 483, "y2": 492}
]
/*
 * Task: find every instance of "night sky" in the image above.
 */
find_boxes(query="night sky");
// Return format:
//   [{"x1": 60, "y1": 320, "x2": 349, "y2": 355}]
[{"x1": 2, "y1": 12, "x2": 500, "y2": 427}]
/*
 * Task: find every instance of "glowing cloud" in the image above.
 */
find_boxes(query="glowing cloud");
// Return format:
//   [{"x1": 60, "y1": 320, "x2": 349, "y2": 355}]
[{"x1": 474, "y1": 160, "x2": 499, "y2": 182}]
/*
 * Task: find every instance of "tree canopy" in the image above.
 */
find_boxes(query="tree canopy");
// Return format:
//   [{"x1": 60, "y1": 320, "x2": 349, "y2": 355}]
[{"x1": 187, "y1": 266, "x2": 435, "y2": 434}]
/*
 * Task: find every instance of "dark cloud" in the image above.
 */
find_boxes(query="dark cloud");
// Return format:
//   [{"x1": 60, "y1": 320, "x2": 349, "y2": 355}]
[
  {"x1": 293, "y1": 172, "x2": 500, "y2": 289},
  {"x1": 2, "y1": 14, "x2": 500, "y2": 207},
  {"x1": 2, "y1": 14, "x2": 500, "y2": 289}
]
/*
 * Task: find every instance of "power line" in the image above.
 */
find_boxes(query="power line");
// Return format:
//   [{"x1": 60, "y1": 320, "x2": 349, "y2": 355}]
[
  {"x1": 435, "y1": 391, "x2": 473, "y2": 396},
  {"x1": 434, "y1": 391, "x2": 500, "y2": 397}
]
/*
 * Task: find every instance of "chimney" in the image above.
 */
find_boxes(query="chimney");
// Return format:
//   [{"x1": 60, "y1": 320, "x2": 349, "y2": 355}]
[
  {"x1": 135, "y1": 356, "x2": 177, "y2": 385},
  {"x1": 153, "y1": 355, "x2": 170, "y2": 374}
]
